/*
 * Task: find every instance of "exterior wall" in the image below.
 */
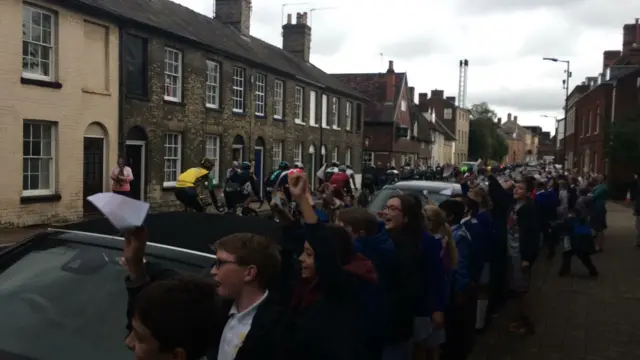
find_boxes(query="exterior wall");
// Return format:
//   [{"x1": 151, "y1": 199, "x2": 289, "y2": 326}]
[
  {"x1": 0, "y1": 0, "x2": 119, "y2": 227},
  {"x1": 574, "y1": 84, "x2": 611, "y2": 176},
  {"x1": 121, "y1": 28, "x2": 363, "y2": 210},
  {"x1": 609, "y1": 68, "x2": 640, "y2": 183},
  {"x1": 504, "y1": 139, "x2": 525, "y2": 163},
  {"x1": 443, "y1": 141, "x2": 454, "y2": 164},
  {"x1": 454, "y1": 108, "x2": 469, "y2": 163}
]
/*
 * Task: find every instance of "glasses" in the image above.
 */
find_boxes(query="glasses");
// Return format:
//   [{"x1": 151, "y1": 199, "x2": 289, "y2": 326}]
[
  {"x1": 383, "y1": 205, "x2": 402, "y2": 212},
  {"x1": 213, "y1": 259, "x2": 238, "y2": 269}
]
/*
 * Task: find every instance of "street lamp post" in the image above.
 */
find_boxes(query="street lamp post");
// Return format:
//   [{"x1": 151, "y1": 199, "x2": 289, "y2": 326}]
[{"x1": 543, "y1": 57, "x2": 571, "y2": 171}]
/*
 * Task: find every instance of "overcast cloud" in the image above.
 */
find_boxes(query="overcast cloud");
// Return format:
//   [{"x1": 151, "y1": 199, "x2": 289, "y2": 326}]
[{"x1": 177, "y1": 0, "x2": 640, "y2": 132}]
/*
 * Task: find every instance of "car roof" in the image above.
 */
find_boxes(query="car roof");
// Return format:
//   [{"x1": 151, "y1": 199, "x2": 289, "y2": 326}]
[{"x1": 385, "y1": 180, "x2": 462, "y2": 193}]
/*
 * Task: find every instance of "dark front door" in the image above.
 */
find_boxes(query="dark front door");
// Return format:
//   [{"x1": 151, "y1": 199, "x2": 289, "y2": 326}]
[
  {"x1": 83, "y1": 137, "x2": 104, "y2": 214},
  {"x1": 125, "y1": 144, "x2": 143, "y2": 200},
  {"x1": 254, "y1": 148, "x2": 263, "y2": 198}
]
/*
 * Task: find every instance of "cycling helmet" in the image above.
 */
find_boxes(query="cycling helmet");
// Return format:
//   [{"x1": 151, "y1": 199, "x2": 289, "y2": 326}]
[
  {"x1": 201, "y1": 157, "x2": 214, "y2": 169},
  {"x1": 240, "y1": 161, "x2": 251, "y2": 170},
  {"x1": 294, "y1": 162, "x2": 304, "y2": 169},
  {"x1": 331, "y1": 161, "x2": 339, "y2": 167},
  {"x1": 278, "y1": 161, "x2": 290, "y2": 170},
  {"x1": 346, "y1": 164, "x2": 352, "y2": 169},
  {"x1": 338, "y1": 165, "x2": 347, "y2": 172}
]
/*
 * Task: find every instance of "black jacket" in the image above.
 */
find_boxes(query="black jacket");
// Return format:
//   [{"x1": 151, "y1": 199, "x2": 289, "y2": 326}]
[{"x1": 515, "y1": 200, "x2": 540, "y2": 264}]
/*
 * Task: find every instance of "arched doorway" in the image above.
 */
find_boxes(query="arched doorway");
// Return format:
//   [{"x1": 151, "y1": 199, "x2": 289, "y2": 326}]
[
  {"x1": 232, "y1": 135, "x2": 244, "y2": 162},
  {"x1": 125, "y1": 125, "x2": 148, "y2": 200},
  {"x1": 83, "y1": 122, "x2": 108, "y2": 214},
  {"x1": 254, "y1": 137, "x2": 265, "y2": 197},
  {"x1": 308, "y1": 144, "x2": 316, "y2": 188}
]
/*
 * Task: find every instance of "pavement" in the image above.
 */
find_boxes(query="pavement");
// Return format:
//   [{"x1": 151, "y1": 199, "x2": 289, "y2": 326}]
[{"x1": 469, "y1": 202, "x2": 640, "y2": 360}]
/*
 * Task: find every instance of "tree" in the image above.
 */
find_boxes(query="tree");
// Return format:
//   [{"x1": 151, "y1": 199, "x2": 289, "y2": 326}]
[{"x1": 468, "y1": 102, "x2": 507, "y2": 162}]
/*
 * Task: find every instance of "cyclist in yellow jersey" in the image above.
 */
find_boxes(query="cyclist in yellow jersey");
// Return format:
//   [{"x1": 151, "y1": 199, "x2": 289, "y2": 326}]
[{"x1": 174, "y1": 158, "x2": 214, "y2": 212}]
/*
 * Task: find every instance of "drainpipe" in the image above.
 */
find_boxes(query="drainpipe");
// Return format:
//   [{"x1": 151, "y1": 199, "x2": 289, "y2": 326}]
[{"x1": 118, "y1": 28, "x2": 125, "y2": 156}]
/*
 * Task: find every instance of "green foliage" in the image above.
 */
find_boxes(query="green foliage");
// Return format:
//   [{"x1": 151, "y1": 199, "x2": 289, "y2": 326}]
[
  {"x1": 468, "y1": 102, "x2": 508, "y2": 162},
  {"x1": 605, "y1": 114, "x2": 640, "y2": 170}
]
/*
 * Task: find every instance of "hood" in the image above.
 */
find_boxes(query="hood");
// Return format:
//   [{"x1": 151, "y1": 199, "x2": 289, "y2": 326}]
[{"x1": 343, "y1": 253, "x2": 378, "y2": 284}]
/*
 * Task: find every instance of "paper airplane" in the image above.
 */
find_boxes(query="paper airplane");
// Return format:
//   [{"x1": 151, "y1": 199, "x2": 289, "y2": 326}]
[
  {"x1": 87, "y1": 192, "x2": 150, "y2": 230},
  {"x1": 440, "y1": 187, "x2": 453, "y2": 196}
]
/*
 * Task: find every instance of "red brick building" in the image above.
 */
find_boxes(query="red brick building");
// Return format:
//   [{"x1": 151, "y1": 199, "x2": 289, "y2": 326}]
[{"x1": 333, "y1": 61, "x2": 428, "y2": 167}]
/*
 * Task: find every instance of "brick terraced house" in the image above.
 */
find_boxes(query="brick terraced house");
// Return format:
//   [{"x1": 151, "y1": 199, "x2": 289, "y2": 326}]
[
  {"x1": 0, "y1": 0, "x2": 120, "y2": 227},
  {"x1": 333, "y1": 61, "x2": 429, "y2": 167},
  {"x1": 75, "y1": 0, "x2": 366, "y2": 210}
]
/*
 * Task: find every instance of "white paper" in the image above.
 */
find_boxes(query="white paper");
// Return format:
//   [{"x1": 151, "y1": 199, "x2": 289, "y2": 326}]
[
  {"x1": 87, "y1": 192, "x2": 150, "y2": 230},
  {"x1": 440, "y1": 187, "x2": 453, "y2": 196}
]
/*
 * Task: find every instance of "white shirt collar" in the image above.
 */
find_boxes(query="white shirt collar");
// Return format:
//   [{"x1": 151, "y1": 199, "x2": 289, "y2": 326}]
[{"x1": 228, "y1": 290, "x2": 269, "y2": 322}]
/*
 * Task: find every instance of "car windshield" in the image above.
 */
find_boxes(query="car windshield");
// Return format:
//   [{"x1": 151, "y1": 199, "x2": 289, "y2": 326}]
[
  {"x1": 367, "y1": 188, "x2": 451, "y2": 212},
  {"x1": 0, "y1": 237, "x2": 209, "y2": 360}
]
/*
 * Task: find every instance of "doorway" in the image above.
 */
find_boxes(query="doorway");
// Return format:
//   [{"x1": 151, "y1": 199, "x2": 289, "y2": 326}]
[
  {"x1": 254, "y1": 147, "x2": 264, "y2": 198},
  {"x1": 232, "y1": 135, "x2": 245, "y2": 162},
  {"x1": 83, "y1": 136, "x2": 105, "y2": 214},
  {"x1": 125, "y1": 141, "x2": 145, "y2": 200}
]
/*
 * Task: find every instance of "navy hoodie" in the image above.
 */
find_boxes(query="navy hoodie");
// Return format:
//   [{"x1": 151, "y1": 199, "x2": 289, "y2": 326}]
[{"x1": 461, "y1": 216, "x2": 484, "y2": 283}]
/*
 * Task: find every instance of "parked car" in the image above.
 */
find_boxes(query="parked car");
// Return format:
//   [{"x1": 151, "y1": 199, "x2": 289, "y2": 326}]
[
  {"x1": 367, "y1": 180, "x2": 463, "y2": 213},
  {"x1": 0, "y1": 213, "x2": 281, "y2": 360}
]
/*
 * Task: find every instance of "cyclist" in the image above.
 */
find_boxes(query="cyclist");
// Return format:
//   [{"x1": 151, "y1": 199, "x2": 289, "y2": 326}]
[
  {"x1": 224, "y1": 161, "x2": 261, "y2": 214},
  {"x1": 264, "y1": 161, "x2": 290, "y2": 201},
  {"x1": 174, "y1": 158, "x2": 214, "y2": 212},
  {"x1": 345, "y1": 164, "x2": 358, "y2": 193},
  {"x1": 325, "y1": 161, "x2": 339, "y2": 182},
  {"x1": 329, "y1": 165, "x2": 352, "y2": 194}
]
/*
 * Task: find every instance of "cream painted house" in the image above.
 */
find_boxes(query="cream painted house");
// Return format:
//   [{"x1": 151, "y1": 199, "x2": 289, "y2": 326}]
[
  {"x1": 454, "y1": 108, "x2": 470, "y2": 164},
  {"x1": 0, "y1": 0, "x2": 119, "y2": 227}
]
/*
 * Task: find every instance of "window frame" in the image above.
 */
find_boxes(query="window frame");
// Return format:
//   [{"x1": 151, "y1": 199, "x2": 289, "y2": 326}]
[
  {"x1": 331, "y1": 97, "x2": 340, "y2": 129},
  {"x1": 272, "y1": 141, "x2": 284, "y2": 170},
  {"x1": 345, "y1": 101, "x2": 352, "y2": 130},
  {"x1": 232, "y1": 67, "x2": 245, "y2": 113},
  {"x1": 22, "y1": 121, "x2": 56, "y2": 196},
  {"x1": 345, "y1": 147, "x2": 352, "y2": 166},
  {"x1": 163, "y1": 47, "x2": 182, "y2": 102},
  {"x1": 294, "y1": 142, "x2": 303, "y2": 164},
  {"x1": 444, "y1": 108, "x2": 452, "y2": 119},
  {"x1": 594, "y1": 106, "x2": 600, "y2": 134},
  {"x1": 254, "y1": 73, "x2": 266, "y2": 116},
  {"x1": 205, "y1": 60, "x2": 220, "y2": 109},
  {"x1": 163, "y1": 133, "x2": 182, "y2": 187},
  {"x1": 123, "y1": 33, "x2": 148, "y2": 97},
  {"x1": 362, "y1": 151, "x2": 374, "y2": 167},
  {"x1": 22, "y1": 5, "x2": 56, "y2": 82},
  {"x1": 321, "y1": 94, "x2": 329, "y2": 128},
  {"x1": 274, "y1": 79, "x2": 284, "y2": 119},
  {"x1": 309, "y1": 90, "x2": 318, "y2": 126},
  {"x1": 294, "y1": 86, "x2": 304, "y2": 124},
  {"x1": 332, "y1": 147, "x2": 339, "y2": 163},
  {"x1": 205, "y1": 135, "x2": 220, "y2": 185}
]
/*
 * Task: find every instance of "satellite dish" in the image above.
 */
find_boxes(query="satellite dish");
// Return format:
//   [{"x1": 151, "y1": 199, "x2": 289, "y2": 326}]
[{"x1": 443, "y1": 165, "x2": 454, "y2": 177}]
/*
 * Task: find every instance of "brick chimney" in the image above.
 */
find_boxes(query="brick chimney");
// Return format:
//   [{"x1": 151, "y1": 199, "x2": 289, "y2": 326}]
[
  {"x1": 445, "y1": 96, "x2": 456, "y2": 104},
  {"x1": 214, "y1": 0, "x2": 252, "y2": 36},
  {"x1": 514, "y1": 115, "x2": 518, "y2": 123},
  {"x1": 497, "y1": 117, "x2": 502, "y2": 125},
  {"x1": 602, "y1": 50, "x2": 622, "y2": 71},
  {"x1": 622, "y1": 19, "x2": 640, "y2": 52},
  {"x1": 282, "y1": 12, "x2": 311, "y2": 62},
  {"x1": 408, "y1": 86, "x2": 415, "y2": 104},
  {"x1": 430, "y1": 89, "x2": 444, "y2": 98},
  {"x1": 418, "y1": 92, "x2": 428, "y2": 105},
  {"x1": 507, "y1": 113, "x2": 512, "y2": 121},
  {"x1": 385, "y1": 60, "x2": 395, "y2": 103}
]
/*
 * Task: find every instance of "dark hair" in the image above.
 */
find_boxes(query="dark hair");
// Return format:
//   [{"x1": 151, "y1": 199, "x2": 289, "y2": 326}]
[
  {"x1": 337, "y1": 207, "x2": 379, "y2": 236},
  {"x1": 134, "y1": 276, "x2": 220, "y2": 360},
  {"x1": 439, "y1": 199, "x2": 466, "y2": 225},
  {"x1": 213, "y1": 233, "x2": 281, "y2": 289},
  {"x1": 389, "y1": 194, "x2": 425, "y2": 236},
  {"x1": 465, "y1": 197, "x2": 480, "y2": 216},
  {"x1": 326, "y1": 224, "x2": 356, "y2": 265}
]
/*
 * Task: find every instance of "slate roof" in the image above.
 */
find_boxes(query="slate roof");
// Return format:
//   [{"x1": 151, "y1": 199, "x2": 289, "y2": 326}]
[
  {"x1": 66, "y1": 0, "x2": 366, "y2": 100},
  {"x1": 331, "y1": 72, "x2": 406, "y2": 122},
  {"x1": 435, "y1": 118, "x2": 456, "y2": 141},
  {"x1": 499, "y1": 120, "x2": 527, "y2": 141},
  {"x1": 410, "y1": 104, "x2": 434, "y2": 142}
]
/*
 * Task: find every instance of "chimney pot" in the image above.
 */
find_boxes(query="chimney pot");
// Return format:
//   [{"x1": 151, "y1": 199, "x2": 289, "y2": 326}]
[
  {"x1": 387, "y1": 60, "x2": 394, "y2": 72},
  {"x1": 418, "y1": 92, "x2": 428, "y2": 106},
  {"x1": 514, "y1": 115, "x2": 518, "y2": 123},
  {"x1": 282, "y1": 10, "x2": 312, "y2": 62},
  {"x1": 507, "y1": 113, "x2": 512, "y2": 121},
  {"x1": 497, "y1": 117, "x2": 502, "y2": 125}
]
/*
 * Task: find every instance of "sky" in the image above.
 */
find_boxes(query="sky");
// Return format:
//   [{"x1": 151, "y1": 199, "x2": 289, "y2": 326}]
[{"x1": 177, "y1": 0, "x2": 640, "y2": 132}]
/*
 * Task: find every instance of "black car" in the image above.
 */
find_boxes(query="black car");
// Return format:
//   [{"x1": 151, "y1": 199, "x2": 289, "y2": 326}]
[
  {"x1": 367, "y1": 180, "x2": 463, "y2": 213},
  {"x1": 0, "y1": 213, "x2": 281, "y2": 360}
]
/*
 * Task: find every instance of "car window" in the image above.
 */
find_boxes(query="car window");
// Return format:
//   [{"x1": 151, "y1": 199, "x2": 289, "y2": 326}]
[
  {"x1": 367, "y1": 188, "x2": 451, "y2": 212},
  {"x1": 0, "y1": 238, "x2": 209, "y2": 360}
]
